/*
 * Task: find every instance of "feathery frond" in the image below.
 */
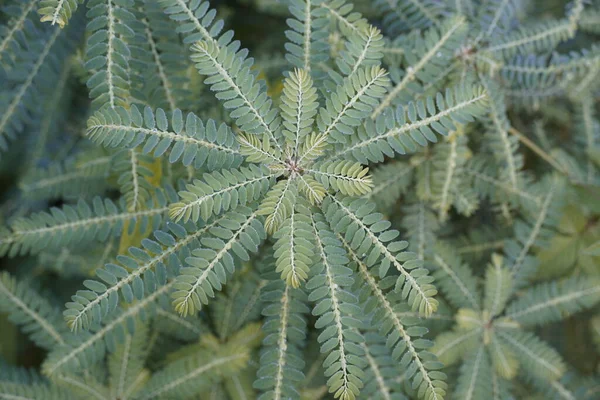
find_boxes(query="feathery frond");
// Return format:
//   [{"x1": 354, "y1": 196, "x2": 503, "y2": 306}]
[
  {"x1": 317, "y1": 65, "x2": 390, "y2": 143},
  {"x1": 0, "y1": 271, "x2": 68, "y2": 349},
  {"x1": 285, "y1": 0, "x2": 328, "y2": 73},
  {"x1": 171, "y1": 208, "x2": 265, "y2": 316},
  {"x1": 483, "y1": 255, "x2": 513, "y2": 317},
  {"x1": 324, "y1": 195, "x2": 438, "y2": 317},
  {"x1": 84, "y1": 0, "x2": 135, "y2": 110},
  {"x1": 496, "y1": 330, "x2": 566, "y2": 382},
  {"x1": 1, "y1": 191, "x2": 173, "y2": 257},
  {"x1": 373, "y1": 0, "x2": 443, "y2": 34},
  {"x1": 431, "y1": 243, "x2": 480, "y2": 311},
  {"x1": 170, "y1": 165, "x2": 275, "y2": 223},
  {"x1": 0, "y1": 0, "x2": 39, "y2": 69},
  {"x1": 373, "y1": 16, "x2": 468, "y2": 116},
  {"x1": 280, "y1": 68, "x2": 319, "y2": 152},
  {"x1": 505, "y1": 276, "x2": 600, "y2": 327},
  {"x1": 309, "y1": 160, "x2": 373, "y2": 197},
  {"x1": 308, "y1": 211, "x2": 365, "y2": 400},
  {"x1": 273, "y1": 201, "x2": 314, "y2": 288},
  {"x1": 87, "y1": 106, "x2": 243, "y2": 170},
  {"x1": 344, "y1": 237, "x2": 447, "y2": 400},
  {"x1": 255, "y1": 279, "x2": 309, "y2": 400},
  {"x1": 485, "y1": 19, "x2": 573, "y2": 59},
  {"x1": 332, "y1": 84, "x2": 488, "y2": 164},
  {"x1": 259, "y1": 178, "x2": 298, "y2": 234},
  {"x1": 191, "y1": 39, "x2": 281, "y2": 145},
  {"x1": 453, "y1": 347, "x2": 492, "y2": 400},
  {"x1": 64, "y1": 221, "x2": 216, "y2": 331}
]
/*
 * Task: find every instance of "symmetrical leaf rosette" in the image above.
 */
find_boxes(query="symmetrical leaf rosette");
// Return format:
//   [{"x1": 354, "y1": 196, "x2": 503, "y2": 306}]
[
  {"x1": 139, "y1": 61, "x2": 447, "y2": 399},
  {"x1": 168, "y1": 66, "x2": 389, "y2": 238},
  {"x1": 430, "y1": 246, "x2": 600, "y2": 397}
]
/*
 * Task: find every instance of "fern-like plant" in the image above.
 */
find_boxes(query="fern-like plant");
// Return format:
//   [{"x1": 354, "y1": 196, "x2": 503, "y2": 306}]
[{"x1": 1, "y1": 0, "x2": 599, "y2": 399}]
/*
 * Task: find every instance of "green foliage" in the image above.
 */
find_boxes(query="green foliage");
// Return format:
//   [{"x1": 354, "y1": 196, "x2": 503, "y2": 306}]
[
  {"x1": 273, "y1": 201, "x2": 314, "y2": 287},
  {"x1": 333, "y1": 84, "x2": 489, "y2": 164},
  {"x1": 0, "y1": 20, "x2": 79, "y2": 156},
  {"x1": 38, "y1": 0, "x2": 82, "y2": 28},
  {"x1": 85, "y1": 0, "x2": 136, "y2": 110},
  {"x1": 1, "y1": 0, "x2": 599, "y2": 399},
  {"x1": 324, "y1": 196, "x2": 439, "y2": 317},
  {"x1": 87, "y1": 105, "x2": 243, "y2": 170},
  {"x1": 255, "y1": 277, "x2": 309, "y2": 399},
  {"x1": 0, "y1": 271, "x2": 68, "y2": 350},
  {"x1": 373, "y1": 15, "x2": 469, "y2": 112},
  {"x1": 19, "y1": 148, "x2": 111, "y2": 200},
  {"x1": 64, "y1": 220, "x2": 212, "y2": 331},
  {"x1": 308, "y1": 212, "x2": 366, "y2": 400},
  {"x1": 373, "y1": 0, "x2": 443, "y2": 33},
  {"x1": 1, "y1": 189, "x2": 174, "y2": 257},
  {"x1": 0, "y1": 382, "x2": 70, "y2": 400},
  {"x1": 171, "y1": 207, "x2": 265, "y2": 316},
  {"x1": 285, "y1": 0, "x2": 329, "y2": 74},
  {"x1": 505, "y1": 275, "x2": 600, "y2": 327}
]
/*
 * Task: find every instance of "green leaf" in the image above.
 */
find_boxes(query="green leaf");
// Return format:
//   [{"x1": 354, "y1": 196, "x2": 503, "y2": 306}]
[
  {"x1": 64, "y1": 221, "x2": 219, "y2": 332},
  {"x1": 273, "y1": 201, "x2": 314, "y2": 288},
  {"x1": 324, "y1": 196, "x2": 438, "y2": 317},
  {"x1": 453, "y1": 347, "x2": 492, "y2": 400},
  {"x1": 84, "y1": 0, "x2": 135, "y2": 110},
  {"x1": 505, "y1": 275, "x2": 600, "y2": 327},
  {"x1": 87, "y1": 106, "x2": 243, "y2": 170},
  {"x1": 344, "y1": 236, "x2": 447, "y2": 400},
  {"x1": 332, "y1": 84, "x2": 489, "y2": 164},
  {"x1": 170, "y1": 165, "x2": 276, "y2": 223},
  {"x1": 372, "y1": 15, "x2": 467, "y2": 115},
  {"x1": 317, "y1": 65, "x2": 390, "y2": 143},
  {"x1": 0, "y1": 272, "x2": 68, "y2": 350},
  {"x1": 497, "y1": 330, "x2": 566, "y2": 382},
  {"x1": 281, "y1": 68, "x2": 319, "y2": 150},
  {"x1": 431, "y1": 243, "x2": 480, "y2": 311},
  {"x1": 0, "y1": 192, "x2": 174, "y2": 258},
  {"x1": 483, "y1": 254, "x2": 513, "y2": 317},
  {"x1": 308, "y1": 160, "x2": 373, "y2": 197},
  {"x1": 171, "y1": 208, "x2": 265, "y2": 316},
  {"x1": 258, "y1": 179, "x2": 298, "y2": 234},
  {"x1": 308, "y1": 211, "x2": 365, "y2": 400},
  {"x1": 255, "y1": 279, "x2": 309, "y2": 399},
  {"x1": 190, "y1": 39, "x2": 282, "y2": 150}
]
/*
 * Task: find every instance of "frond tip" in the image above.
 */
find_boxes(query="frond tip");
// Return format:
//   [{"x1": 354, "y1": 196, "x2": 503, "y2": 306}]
[
  {"x1": 324, "y1": 196, "x2": 439, "y2": 317},
  {"x1": 258, "y1": 179, "x2": 298, "y2": 235},
  {"x1": 273, "y1": 202, "x2": 314, "y2": 288},
  {"x1": 280, "y1": 68, "x2": 319, "y2": 149},
  {"x1": 171, "y1": 208, "x2": 265, "y2": 317},
  {"x1": 309, "y1": 160, "x2": 373, "y2": 196},
  {"x1": 38, "y1": 0, "x2": 82, "y2": 28}
]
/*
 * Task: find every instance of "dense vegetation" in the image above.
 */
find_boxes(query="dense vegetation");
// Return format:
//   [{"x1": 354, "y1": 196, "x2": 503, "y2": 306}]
[{"x1": 0, "y1": 0, "x2": 599, "y2": 399}]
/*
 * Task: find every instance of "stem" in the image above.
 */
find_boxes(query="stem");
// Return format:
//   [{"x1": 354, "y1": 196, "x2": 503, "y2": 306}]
[{"x1": 508, "y1": 127, "x2": 568, "y2": 175}]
